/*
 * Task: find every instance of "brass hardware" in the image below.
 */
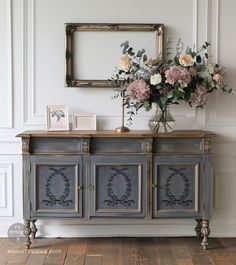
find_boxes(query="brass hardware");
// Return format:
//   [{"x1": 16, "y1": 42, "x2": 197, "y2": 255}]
[{"x1": 115, "y1": 91, "x2": 130, "y2": 133}]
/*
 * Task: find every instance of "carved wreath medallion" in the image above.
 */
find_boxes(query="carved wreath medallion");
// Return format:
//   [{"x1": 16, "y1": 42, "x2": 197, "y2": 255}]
[
  {"x1": 104, "y1": 168, "x2": 134, "y2": 207},
  {"x1": 162, "y1": 167, "x2": 193, "y2": 207},
  {"x1": 42, "y1": 168, "x2": 73, "y2": 207}
]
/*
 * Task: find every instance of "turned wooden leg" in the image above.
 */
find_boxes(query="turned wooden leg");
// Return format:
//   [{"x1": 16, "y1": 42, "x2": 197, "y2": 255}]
[
  {"x1": 30, "y1": 219, "x2": 38, "y2": 239},
  {"x1": 201, "y1": 219, "x2": 210, "y2": 250},
  {"x1": 195, "y1": 219, "x2": 202, "y2": 239},
  {"x1": 24, "y1": 220, "x2": 32, "y2": 249}
]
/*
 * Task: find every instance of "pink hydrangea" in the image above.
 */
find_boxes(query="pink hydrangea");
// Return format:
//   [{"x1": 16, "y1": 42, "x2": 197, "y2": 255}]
[
  {"x1": 191, "y1": 85, "x2": 208, "y2": 106},
  {"x1": 127, "y1": 79, "x2": 150, "y2": 101},
  {"x1": 165, "y1": 66, "x2": 191, "y2": 88}
]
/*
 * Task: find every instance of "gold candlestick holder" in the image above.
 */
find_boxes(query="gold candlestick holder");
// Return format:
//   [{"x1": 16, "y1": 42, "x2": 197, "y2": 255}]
[{"x1": 115, "y1": 92, "x2": 130, "y2": 133}]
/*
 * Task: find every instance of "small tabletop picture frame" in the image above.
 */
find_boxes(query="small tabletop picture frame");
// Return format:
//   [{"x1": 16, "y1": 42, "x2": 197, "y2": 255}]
[
  {"x1": 72, "y1": 113, "x2": 97, "y2": 130},
  {"x1": 46, "y1": 105, "x2": 69, "y2": 131}
]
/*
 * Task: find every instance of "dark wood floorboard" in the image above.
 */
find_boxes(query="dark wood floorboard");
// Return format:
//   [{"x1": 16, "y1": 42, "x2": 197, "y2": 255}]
[{"x1": 0, "y1": 237, "x2": 236, "y2": 265}]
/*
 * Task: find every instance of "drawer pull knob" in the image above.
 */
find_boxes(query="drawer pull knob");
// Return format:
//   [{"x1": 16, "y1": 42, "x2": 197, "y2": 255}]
[
  {"x1": 77, "y1": 185, "x2": 83, "y2": 190},
  {"x1": 152, "y1": 184, "x2": 158, "y2": 188},
  {"x1": 89, "y1": 185, "x2": 94, "y2": 190}
]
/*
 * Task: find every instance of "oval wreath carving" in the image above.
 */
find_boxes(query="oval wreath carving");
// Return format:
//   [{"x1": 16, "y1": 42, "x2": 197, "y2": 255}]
[
  {"x1": 162, "y1": 167, "x2": 193, "y2": 207},
  {"x1": 104, "y1": 168, "x2": 134, "y2": 207},
  {"x1": 42, "y1": 168, "x2": 73, "y2": 207}
]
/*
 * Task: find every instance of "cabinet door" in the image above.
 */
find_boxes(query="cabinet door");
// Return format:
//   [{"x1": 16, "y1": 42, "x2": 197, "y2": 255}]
[
  {"x1": 30, "y1": 156, "x2": 83, "y2": 218},
  {"x1": 90, "y1": 155, "x2": 146, "y2": 218},
  {"x1": 153, "y1": 155, "x2": 203, "y2": 218}
]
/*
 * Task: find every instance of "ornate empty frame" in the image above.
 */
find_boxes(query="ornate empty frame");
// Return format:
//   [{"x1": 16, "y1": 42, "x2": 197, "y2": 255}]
[{"x1": 65, "y1": 23, "x2": 164, "y2": 88}]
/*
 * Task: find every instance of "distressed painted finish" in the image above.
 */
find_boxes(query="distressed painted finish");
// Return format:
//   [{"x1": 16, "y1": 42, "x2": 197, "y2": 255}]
[
  {"x1": 30, "y1": 155, "x2": 83, "y2": 218},
  {"x1": 17, "y1": 130, "x2": 214, "y2": 249},
  {"x1": 90, "y1": 155, "x2": 146, "y2": 218},
  {"x1": 152, "y1": 155, "x2": 203, "y2": 218}
]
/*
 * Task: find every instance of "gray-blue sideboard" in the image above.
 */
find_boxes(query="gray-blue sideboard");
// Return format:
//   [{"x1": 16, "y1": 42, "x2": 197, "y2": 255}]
[{"x1": 17, "y1": 130, "x2": 214, "y2": 249}]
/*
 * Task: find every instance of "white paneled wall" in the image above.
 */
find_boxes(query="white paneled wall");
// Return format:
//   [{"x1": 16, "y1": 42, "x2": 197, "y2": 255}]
[{"x1": 0, "y1": 0, "x2": 236, "y2": 237}]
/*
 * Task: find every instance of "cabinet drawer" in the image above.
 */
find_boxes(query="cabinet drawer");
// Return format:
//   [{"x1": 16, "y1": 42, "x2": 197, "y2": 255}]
[
  {"x1": 30, "y1": 138, "x2": 82, "y2": 154},
  {"x1": 91, "y1": 138, "x2": 144, "y2": 154},
  {"x1": 154, "y1": 138, "x2": 204, "y2": 154}
]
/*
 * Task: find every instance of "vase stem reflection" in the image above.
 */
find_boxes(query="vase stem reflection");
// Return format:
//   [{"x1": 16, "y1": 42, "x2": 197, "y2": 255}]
[{"x1": 149, "y1": 106, "x2": 175, "y2": 133}]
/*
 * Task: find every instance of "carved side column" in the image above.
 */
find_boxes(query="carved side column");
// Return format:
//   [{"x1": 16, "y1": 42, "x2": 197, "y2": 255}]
[
  {"x1": 143, "y1": 138, "x2": 153, "y2": 219},
  {"x1": 201, "y1": 219, "x2": 210, "y2": 250},
  {"x1": 24, "y1": 220, "x2": 31, "y2": 249},
  {"x1": 195, "y1": 219, "x2": 202, "y2": 239},
  {"x1": 30, "y1": 219, "x2": 38, "y2": 239}
]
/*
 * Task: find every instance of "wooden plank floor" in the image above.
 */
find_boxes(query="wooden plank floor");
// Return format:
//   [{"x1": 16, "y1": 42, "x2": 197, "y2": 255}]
[{"x1": 0, "y1": 237, "x2": 236, "y2": 265}]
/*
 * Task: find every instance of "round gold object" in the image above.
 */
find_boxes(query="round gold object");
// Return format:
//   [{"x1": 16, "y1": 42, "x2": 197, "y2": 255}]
[{"x1": 115, "y1": 126, "x2": 130, "y2": 133}]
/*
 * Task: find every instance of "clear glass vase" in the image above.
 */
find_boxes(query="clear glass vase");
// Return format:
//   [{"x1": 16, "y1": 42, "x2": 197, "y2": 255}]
[{"x1": 149, "y1": 106, "x2": 175, "y2": 133}]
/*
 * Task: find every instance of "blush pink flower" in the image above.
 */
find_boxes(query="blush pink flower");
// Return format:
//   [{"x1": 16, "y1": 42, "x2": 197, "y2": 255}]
[
  {"x1": 213, "y1": 73, "x2": 224, "y2": 88},
  {"x1": 191, "y1": 85, "x2": 208, "y2": 106},
  {"x1": 119, "y1": 56, "x2": 131, "y2": 71},
  {"x1": 165, "y1": 66, "x2": 191, "y2": 88},
  {"x1": 127, "y1": 80, "x2": 150, "y2": 101}
]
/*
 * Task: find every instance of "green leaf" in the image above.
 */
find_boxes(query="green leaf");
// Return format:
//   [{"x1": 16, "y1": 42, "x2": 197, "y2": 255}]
[
  {"x1": 137, "y1": 50, "x2": 142, "y2": 57},
  {"x1": 174, "y1": 56, "x2": 180, "y2": 65},
  {"x1": 167, "y1": 90, "x2": 174, "y2": 99},
  {"x1": 178, "y1": 87, "x2": 185, "y2": 93},
  {"x1": 143, "y1": 55, "x2": 147, "y2": 62},
  {"x1": 128, "y1": 47, "x2": 135, "y2": 56},
  {"x1": 196, "y1": 55, "x2": 201, "y2": 63}
]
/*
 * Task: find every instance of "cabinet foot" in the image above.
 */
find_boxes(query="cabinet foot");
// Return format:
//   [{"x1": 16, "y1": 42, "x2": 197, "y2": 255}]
[
  {"x1": 24, "y1": 220, "x2": 32, "y2": 249},
  {"x1": 30, "y1": 219, "x2": 38, "y2": 239},
  {"x1": 201, "y1": 219, "x2": 210, "y2": 250},
  {"x1": 195, "y1": 219, "x2": 202, "y2": 239}
]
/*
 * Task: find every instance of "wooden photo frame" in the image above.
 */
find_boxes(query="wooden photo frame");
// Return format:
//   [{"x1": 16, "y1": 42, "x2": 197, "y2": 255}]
[{"x1": 72, "y1": 113, "x2": 97, "y2": 131}]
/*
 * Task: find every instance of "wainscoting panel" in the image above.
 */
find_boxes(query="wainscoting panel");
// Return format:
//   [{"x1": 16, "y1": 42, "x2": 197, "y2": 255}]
[{"x1": 0, "y1": 164, "x2": 13, "y2": 217}]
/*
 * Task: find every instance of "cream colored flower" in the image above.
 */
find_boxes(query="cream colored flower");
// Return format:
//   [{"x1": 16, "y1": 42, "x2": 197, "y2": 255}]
[
  {"x1": 119, "y1": 56, "x2": 131, "y2": 71},
  {"x1": 150, "y1": 73, "x2": 162, "y2": 85},
  {"x1": 189, "y1": 67, "x2": 197, "y2": 77},
  {"x1": 207, "y1": 64, "x2": 215, "y2": 74},
  {"x1": 179, "y1": 54, "x2": 193, "y2": 67}
]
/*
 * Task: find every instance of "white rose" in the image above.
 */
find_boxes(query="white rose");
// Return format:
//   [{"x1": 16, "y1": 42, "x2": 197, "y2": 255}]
[
  {"x1": 199, "y1": 71, "x2": 212, "y2": 82},
  {"x1": 150, "y1": 73, "x2": 162, "y2": 85},
  {"x1": 207, "y1": 64, "x2": 215, "y2": 74}
]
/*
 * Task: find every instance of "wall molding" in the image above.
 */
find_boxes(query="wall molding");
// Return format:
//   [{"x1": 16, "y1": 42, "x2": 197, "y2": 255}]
[
  {"x1": 23, "y1": 0, "x2": 200, "y2": 127},
  {"x1": 0, "y1": 164, "x2": 13, "y2": 217},
  {"x1": 204, "y1": 0, "x2": 236, "y2": 127},
  {"x1": 0, "y1": 0, "x2": 13, "y2": 128}
]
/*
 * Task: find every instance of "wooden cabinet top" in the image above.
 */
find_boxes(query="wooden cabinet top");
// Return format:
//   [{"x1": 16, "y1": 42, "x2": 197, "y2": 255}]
[{"x1": 17, "y1": 130, "x2": 214, "y2": 139}]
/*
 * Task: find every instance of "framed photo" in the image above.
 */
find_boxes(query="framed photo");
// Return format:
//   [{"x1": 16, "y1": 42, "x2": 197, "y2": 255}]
[
  {"x1": 72, "y1": 113, "x2": 96, "y2": 130},
  {"x1": 46, "y1": 105, "x2": 69, "y2": 131}
]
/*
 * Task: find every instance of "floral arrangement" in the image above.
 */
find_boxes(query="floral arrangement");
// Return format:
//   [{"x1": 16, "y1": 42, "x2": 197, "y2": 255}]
[{"x1": 111, "y1": 39, "x2": 233, "y2": 124}]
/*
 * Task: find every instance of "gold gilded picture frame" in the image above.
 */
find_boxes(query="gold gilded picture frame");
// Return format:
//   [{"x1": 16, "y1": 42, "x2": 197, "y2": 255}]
[{"x1": 65, "y1": 23, "x2": 164, "y2": 88}]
